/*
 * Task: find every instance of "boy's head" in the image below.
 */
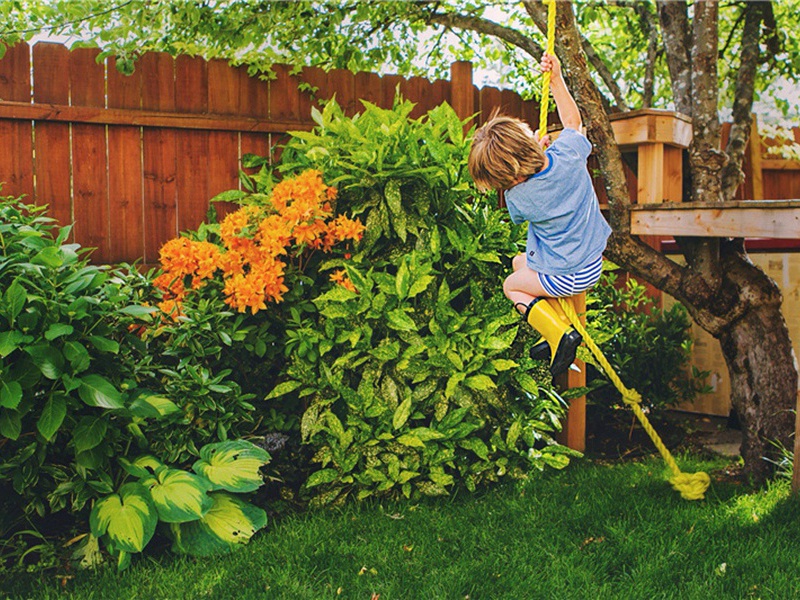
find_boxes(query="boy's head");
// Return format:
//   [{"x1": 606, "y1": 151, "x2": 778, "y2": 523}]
[{"x1": 468, "y1": 111, "x2": 545, "y2": 192}]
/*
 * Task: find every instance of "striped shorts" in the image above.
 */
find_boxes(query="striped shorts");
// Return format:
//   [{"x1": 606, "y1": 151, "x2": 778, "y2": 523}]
[{"x1": 538, "y1": 256, "x2": 604, "y2": 298}]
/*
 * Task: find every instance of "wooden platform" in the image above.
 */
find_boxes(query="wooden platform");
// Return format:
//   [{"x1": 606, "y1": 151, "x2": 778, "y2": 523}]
[{"x1": 630, "y1": 200, "x2": 800, "y2": 238}]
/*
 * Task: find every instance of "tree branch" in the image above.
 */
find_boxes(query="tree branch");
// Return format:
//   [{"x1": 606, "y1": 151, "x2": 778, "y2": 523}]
[
  {"x1": 722, "y1": 2, "x2": 764, "y2": 200},
  {"x1": 656, "y1": 0, "x2": 692, "y2": 115},
  {"x1": 578, "y1": 32, "x2": 629, "y2": 111},
  {"x1": 422, "y1": 9, "x2": 543, "y2": 61},
  {"x1": 632, "y1": 2, "x2": 660, "y2": 108}
]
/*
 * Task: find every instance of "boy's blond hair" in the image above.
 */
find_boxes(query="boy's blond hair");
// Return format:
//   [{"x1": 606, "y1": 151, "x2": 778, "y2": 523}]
[{"x1": 468, "y1": 111, "x2": 545, "y2": 192}]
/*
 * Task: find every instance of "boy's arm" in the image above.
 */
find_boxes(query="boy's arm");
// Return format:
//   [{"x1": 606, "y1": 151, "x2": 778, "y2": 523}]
[{"x1": 541, "y1": 53, "x2": 582, "y2": 131}]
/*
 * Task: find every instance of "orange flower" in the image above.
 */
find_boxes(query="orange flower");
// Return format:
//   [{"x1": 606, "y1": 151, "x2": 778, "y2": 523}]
[
  {"x1": 154, "y1": 170, "x2": 361, "y2": 317},
  {"x1": 329, "y1": 269, "x2": 357, "y2": 293}
]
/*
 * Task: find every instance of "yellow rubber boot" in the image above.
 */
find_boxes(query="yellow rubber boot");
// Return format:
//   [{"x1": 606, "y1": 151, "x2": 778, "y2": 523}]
[
  {"x1": 525, "y1": 298, "x2": 582, "y2": 376},
  {"x1": 529, "y1": 299, "x2": 572, "y2": 361}
]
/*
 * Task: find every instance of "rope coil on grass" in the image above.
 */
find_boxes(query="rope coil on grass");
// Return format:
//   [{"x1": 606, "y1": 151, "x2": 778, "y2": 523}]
[{"x1": 557, "y1": 297, "x2": 710, "y2": 501}]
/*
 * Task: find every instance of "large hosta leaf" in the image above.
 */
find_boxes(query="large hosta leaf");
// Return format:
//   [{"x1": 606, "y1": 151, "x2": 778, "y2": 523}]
[
  {"x1": 192, "y1": 441, "x2": 270, "y2": 493},
  {"x1": 140, "y1": 468, "x2": 214, "y2": 523},
  {"x1": 90, "y1": 483, "x2": 157, "y2": 553},
  {"x1": 170, "y1": 492, "x2": 267, "y2": 557}
]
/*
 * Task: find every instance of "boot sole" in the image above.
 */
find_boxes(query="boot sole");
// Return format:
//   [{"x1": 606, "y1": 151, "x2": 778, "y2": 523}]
[{"x1": 549, "y1": 330, "x2": 583, "y2": 377}]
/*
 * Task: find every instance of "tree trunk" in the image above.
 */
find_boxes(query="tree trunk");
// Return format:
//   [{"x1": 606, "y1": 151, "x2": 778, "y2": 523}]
[{"x1": 719, "y1": 303, "x2": 797, "y2": 481}]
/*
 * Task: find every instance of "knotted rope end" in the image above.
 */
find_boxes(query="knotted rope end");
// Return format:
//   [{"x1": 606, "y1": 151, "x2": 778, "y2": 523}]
[{"x1": 669, "y1": 471, "x2": 711, "y2": 501}]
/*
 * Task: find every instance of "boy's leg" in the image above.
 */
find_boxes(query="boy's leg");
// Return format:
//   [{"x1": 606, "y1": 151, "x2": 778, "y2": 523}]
[{"x1": 503, "y1": 265, "x2": 581, "y2": 376}]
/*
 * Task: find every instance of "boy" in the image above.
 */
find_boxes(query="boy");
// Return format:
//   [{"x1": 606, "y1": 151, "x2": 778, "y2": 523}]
[{"x1": 468, "y1": 53, "x2": 611, "y2": 376}]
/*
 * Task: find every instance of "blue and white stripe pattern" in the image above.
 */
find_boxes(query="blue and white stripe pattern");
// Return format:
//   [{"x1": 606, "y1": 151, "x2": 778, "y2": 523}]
[{"x1": 538, "y1": 255, "x2": 604, "y2": 298}]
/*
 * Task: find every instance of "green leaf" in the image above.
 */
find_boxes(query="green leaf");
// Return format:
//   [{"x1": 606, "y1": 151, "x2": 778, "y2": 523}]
[
  {"x1": 25, "y1": 345, "x2": 65, "y2": 380},
  {"x1": 392, "y1": 397, "x2": 413, "y2": 430},
  {"x1": 506, "y1": 420, "x2": 522, "y2": 448},
  {"x1": 305, "y1": 468, "x2": 340, "y2": 488},
  {"x1": 170, "y1": 492, "x2": 267, "y2": 557},
  {"x1": 78, "y1": 374, "x2": 124, "y2": 409},
  {"x1": 37, "y1": 395, "x2": 67, "y2": 441},
  {"x1": 265, "y1": 380, "x2": 303, "y2": 400},
  {"x1": 193, "y1": 440, "x2": 270, "y2": 493},
  {"x1": 90, "y1": 483, "x2": 157, "y2": 554},
  {"x1": 44, "y1": 323, "x2": 74, "y2": 340},
  {"x1": 128, "y1": 393, "x2": 181, "y2": 419},
  {"x1": 87, "y1": 336, "x2": 120, "y2": 354},
  {"x1": 117, "y1": 305, "x2": 158, "y2": 317},
  {"x1": 140, "y1": 468, "x2": 214, "y2": 523},
  {"x1": 491, "y1": 359, "x2": 519, "y2": 371},
  {"x1": 0, "y1": 331, "x2": 23, "y2": 357},
  {"x1": 63, "y1": 341, "x2": 91, "y2": 372},
  {"x1": 465, "y1": 375, "x2": 496, "y2": 391},
  {"x1": 408, "y1": 275, "x2": 435, "y2": 298},
  {"x1": 0, "y1": 381, "x2": 22, "y2": 410},
  {"x1": 480, "y1": 327, "x2": 518, "y2": 351},
  {"x1": 0, "y1": 409, "x2": 22, "y2": 440},
  {"x1": 4, "y1": 279, "x2": 26, "y2": 323},
  {"x1": 459, "y1": 438, "x2": 490, "y2": 460},
  {"x1": 31, "y1": 246, "x2": 63, "y2": 268},
  {"x1": 445, "y1": 373, "x2": 465, "y2": 399},
  {"x1": 397, "y1": 433, "x2": 425, "y2": 448},
  {"x1": 515, "y1": 372, "x2": 540, "y2": 395},
  {"x1": 386, "y1": 309, "x2": 417, "y2": 331},
  {"x1": 73, "y1": 417, "x2": 108, "y2": 453},
  {"x1": 120, "y1": 455, "x2": 164, "y2": 479},
  {"x1": 395, "y1": 260, "x2": 411, "y2": 299}
]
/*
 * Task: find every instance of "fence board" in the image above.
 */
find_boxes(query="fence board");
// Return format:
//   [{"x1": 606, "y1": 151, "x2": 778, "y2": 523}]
[
  {"x1": 381, "y1": 74, "x2": 402, "y2": 110},
  {"x1": 354, "y1": 71, "x2": 382, "y2": 109},
  {"x1": 0, "y1": 43, "x2": 33, "y2": 201},
  {"x1": 175, "y1": 56, "x2": 210, "y2": 234},
  {"x1": 141, "y1": 52, "x2": 178, "y2": 263},
  {"x1": 107, "y1": 57, "x2": 145, "y2": 263},
  {"x1": 207, "y1": 58, "x2": 240, "y2": 220},
  {"x1": 31, "y1": 43, "x2": 71, "y2": 228},
  {"x1": 70, "y1": 48, "x2": 110, "y2": 262}
]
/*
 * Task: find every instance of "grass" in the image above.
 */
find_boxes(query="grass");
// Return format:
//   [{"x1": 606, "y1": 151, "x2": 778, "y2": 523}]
[{"x1": 4, "y1": 454, "x2": 800, "y2": 600}]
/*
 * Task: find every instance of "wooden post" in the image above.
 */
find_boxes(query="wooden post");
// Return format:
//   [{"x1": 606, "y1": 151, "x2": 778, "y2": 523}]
[
  {"x1": 793, "y1": 388, "x2": 800, "y2": 494},
  {"x1": 748, "y1": 115, "x2": 764, "y2": 200},
  {"x1": 450, "y1": 61, "x2": 474, "y2": 131},
  {"x1": 556, "y1": 292, "x2": 586, "y2": 452}
]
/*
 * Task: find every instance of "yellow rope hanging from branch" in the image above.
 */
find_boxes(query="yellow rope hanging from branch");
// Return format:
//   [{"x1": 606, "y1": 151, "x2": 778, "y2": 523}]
[
  {"x1": 537, "y1": 0, "x2": 557, "y2": 140},
  {"x1": 538, "y1": 0, "x2": 710, "y2": 500},
  {"x1": 557, "y1": 298, "x2": 711, "y2": 501}
]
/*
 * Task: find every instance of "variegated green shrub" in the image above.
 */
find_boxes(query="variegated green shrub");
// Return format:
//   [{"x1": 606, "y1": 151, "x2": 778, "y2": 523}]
[{"x1": 254, "y1": 97, "x2": 579, "y2": 505}]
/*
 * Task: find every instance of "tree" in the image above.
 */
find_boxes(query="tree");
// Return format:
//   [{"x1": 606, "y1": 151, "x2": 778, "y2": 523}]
[{"x1": 4, "y1": 0, "x2": 799, "y2": 482}]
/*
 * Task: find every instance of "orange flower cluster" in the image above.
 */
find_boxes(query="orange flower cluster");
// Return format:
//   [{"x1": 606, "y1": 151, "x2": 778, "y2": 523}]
[{"x1": 154, "y1": 170, "x2": 364, "y2": 315}]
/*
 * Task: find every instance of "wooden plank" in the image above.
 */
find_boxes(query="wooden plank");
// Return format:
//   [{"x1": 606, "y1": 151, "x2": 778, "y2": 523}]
[
  {"x1": 175, "y1": 55, "x2": 210, "y2": 235},
  {"x1": 380, "y1": 74, "x2": 402, "y2": 110},
  {"x1": 450, "y1": 61, "x2": 473, "y2": 129},
  {"x1": 326, "y1": 68, "x2": 356, "y2": 116},
  {"x1": 107, "y1": 56, "x2": 145, "y2": 263},
  {"x1": 478, "y1": 86, "x2": 502, "y2": 124},
  {"x1": 207, "y1": 58, "x2": 241, "y2": 220},
  {"x1": 554, "y1": 293, "x2": 586, "y2": 452},
  {"x1": 141, "y1": 52, "x2": 178, "y2": 264},
  {"x1": 748, "y1": 117, "x2": 764, "y2": 200},
  {"x1": 763, "y1": 160, "x2": 800, "y2": 171},
  {"x1": 400, "y1": 76, "x2": 427, "y2": 119},
  {"x1": 431, "y1": 79, "x2": 450, "y2": 111},
  {"x1": 609, "y1": 110, "x2": 692, "y2": 148},
  {"x1": 636, "y1": 142, "x2": 665, "y2": 205},
  {"x1": 500, "y1": 89, "x2": 522, "y2": 120},
  {"x1": 0, "y1": 42, "x2": 34, "y2": 200},
  {"x1": 0, "y1": 100, "x2": 313, "y2": 133},
  {"x1": 630, "y1": 200, "x2": 800, "y2": 238},
  {"x1": 70, "y1": 48, "x2": 110, "y2": 263},
  {"x1": 0, "y1": 41, "x2": 33, "y2": 200},
  {"x1": 297, "y1": 66, "x2": 327, "y2": 120},
  {"x1": 354, "y1": 71, "x2": 381, "y2": 111},
  {"x1": 31, "y1": 43, "x2": 71, "y2": 228}
]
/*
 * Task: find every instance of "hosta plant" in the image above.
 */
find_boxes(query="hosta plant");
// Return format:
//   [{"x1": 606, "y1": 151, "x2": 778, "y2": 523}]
[{"x1": 89, "y1": 440, "x2": 270, "y2": 569}]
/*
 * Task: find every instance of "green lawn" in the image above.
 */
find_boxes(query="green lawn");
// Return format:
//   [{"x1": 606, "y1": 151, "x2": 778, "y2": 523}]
[{"x1": 4, "y1": 455, "x2": 800, "y2": 600}]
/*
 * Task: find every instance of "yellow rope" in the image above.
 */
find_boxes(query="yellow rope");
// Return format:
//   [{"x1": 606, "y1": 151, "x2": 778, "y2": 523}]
[
  {"x1": 557, "y1": 297, "x2": 711, "y2": 501},
  {"x1": 537, "y1": 0, "x2": 557, "y2": 140}
]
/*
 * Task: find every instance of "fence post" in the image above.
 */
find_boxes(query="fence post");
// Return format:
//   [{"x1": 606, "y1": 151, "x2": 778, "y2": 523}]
[{"x1": 450, "y1": 61, "x2": 474, "y2": 131}]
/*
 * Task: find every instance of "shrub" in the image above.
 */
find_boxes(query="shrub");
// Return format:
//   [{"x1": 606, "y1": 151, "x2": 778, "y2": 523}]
[
  {"x1": 584, "y1": 266, "x2": 708, "y2": 411},
  {"x1": 239, "y1": 98, "x2": 576, "y2": 504}
]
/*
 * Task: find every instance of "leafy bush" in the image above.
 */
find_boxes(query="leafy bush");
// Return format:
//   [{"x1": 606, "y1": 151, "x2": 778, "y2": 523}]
[
  {"x1": 242, "y1": 98, "x2": 576, "y2": 504},
  {"x1": 88, "y1": 439, "x2": 270, "y2": 570},
  {"x1": 584, "y1": 266, "x2": 708, "y2": 411}
]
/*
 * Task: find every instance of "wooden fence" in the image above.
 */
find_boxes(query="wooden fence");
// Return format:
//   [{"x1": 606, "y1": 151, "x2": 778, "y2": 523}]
[{"x1": 0, "y1": 42, "x2": 542, "y2": 264}]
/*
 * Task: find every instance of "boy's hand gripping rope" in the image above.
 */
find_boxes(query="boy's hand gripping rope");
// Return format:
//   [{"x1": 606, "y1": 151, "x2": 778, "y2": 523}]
[{"x1": 557, "y1": 298, "x2": 711, "y2": 501}]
